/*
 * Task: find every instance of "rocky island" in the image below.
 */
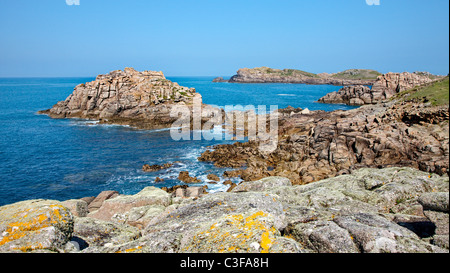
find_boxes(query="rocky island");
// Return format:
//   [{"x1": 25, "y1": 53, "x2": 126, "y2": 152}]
[
  {"x1": 214, "y1": 67, "x2": 381, "y2": 86},
  {"x1": 1, "y1": 71, "x2": 448, "y2": 253},
  {"x1": 39, "y1": 67, "x2": 216, "y2": 130}
]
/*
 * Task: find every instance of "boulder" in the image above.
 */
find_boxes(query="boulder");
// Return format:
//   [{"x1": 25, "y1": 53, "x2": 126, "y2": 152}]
[
  {"x1": 38, "y1": 68, "x2": 200, "y2": 130},
  {"x1": 419, "y1": 192, "x2": 449, "y2": 249},
  {"x1": 318, "y1": 72, "x2": 440, "y2": 105},
  {"x1": 285, "y1": 220, "x2": 359, "y2": 253},
  {"x1": 174, "y1": 187, "x2": 205, "y2": 199},
  {"x1": 232, "y1": 176, "x2": 292, "y2": 193}
]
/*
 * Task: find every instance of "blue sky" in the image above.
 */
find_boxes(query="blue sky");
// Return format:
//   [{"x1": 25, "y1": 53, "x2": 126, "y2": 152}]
[{"x1": 0, "y1": 0, "x2": 448, "y2": 77}]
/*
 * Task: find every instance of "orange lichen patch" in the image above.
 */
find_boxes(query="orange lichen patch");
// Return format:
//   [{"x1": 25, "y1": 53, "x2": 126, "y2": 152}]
[
  {"x1": 185, "y1": 211, "x2": 278, "y2": 253},
  {"x1": 0, "y1": 204, "x2": 70, "y2": 252},
  {"x1": 116, "y1": 246, "x2": 143, "y2": 253}
]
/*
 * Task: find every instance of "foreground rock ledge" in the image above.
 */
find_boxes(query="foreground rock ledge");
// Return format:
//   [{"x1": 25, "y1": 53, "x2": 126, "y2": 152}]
[
  {"x1": 1, "y1": 167, "x2": 448, "y2": 253},
  {"x1": 38, "y1": 67, "x2": 218, "y2": 130}
]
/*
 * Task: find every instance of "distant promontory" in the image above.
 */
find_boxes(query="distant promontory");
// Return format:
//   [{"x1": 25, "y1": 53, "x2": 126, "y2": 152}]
[{"x1": 214, "y1": 67, "x2": 381, "y2": 85}]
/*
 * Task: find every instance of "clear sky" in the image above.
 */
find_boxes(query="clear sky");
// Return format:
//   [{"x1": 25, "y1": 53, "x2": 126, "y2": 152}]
[{"x1": 0, "y1": 0, "x2": 448, "y2": 77}]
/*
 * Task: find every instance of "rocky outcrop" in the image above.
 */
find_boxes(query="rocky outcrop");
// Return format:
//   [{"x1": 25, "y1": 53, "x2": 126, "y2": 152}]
[
  {"x1": 39, "y1": 67, "x2": 214, "y2": 129},
  {"x1": 142, "y1": 163, "x2": 173, "y2": 172},
  {"x1": 318, "y1": 72, "x2": 441, "y2": 105},
  {"x1": 199, "y1": 98, "x2": 449, "y2": 185},
  {"x1": 1, "y1": 168, "x2": 448, "y2": 253},
  {"x1": 0, "y1": 200, "x2": 74, "y2": 252},
  {"x1": 225, "y1": 67, "x2": 377, "y2": 86}
]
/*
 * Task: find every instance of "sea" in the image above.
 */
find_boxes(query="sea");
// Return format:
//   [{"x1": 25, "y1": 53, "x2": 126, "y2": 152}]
[{"x1": 0, "y1": 76, "x2": 357, "y2": 206}]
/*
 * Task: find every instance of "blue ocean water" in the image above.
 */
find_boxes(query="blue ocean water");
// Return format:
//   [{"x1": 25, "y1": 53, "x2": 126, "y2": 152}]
[{"x1": 0, "y1": 77, "x2": 356, "y2": 206}]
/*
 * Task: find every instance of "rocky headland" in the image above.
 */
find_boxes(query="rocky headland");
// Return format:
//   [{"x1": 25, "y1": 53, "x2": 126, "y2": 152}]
[
  {"x1": 217, "y1": 67, "x2": 380, "y2": 86},
  {"x1": 39, "y1": 67, "x2": 217, "y2": 130},
  {"x1": 318, "y1": 72, "x2": 443, "y2": 106}
]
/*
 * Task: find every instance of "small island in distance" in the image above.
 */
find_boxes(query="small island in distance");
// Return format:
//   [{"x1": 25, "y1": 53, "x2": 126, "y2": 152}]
[{"x1": 213, "y1": 67, "x2": 384, "y2": 85}]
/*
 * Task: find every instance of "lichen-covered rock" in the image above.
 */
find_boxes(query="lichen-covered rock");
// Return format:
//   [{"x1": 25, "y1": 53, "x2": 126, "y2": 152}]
[
  {"x1": 2, "y1": 168, "x2": 448, "y2": 253},
  {"x1": 232, "y1": 176, "x2": 292, "y2": 193},
  {"x1": 228, "y1": 67, "x2": 376, "y2": 86},
  {"x1": 200, "y1": 98, "x2": 449, "y2": 185},
  {"x1": 72, "y1": 217, "x2": 141, "y2": 251},
  {"x1": 0, "y1": 200, "x2": 74, "y2": 253},
  {"x1": 88, "y1": 187, "x2": 172, "y2": 224},
  {"x1": 267, "y1": 168, "x2": 449, "y2": 252},
  {"x1": 61, "y1": 199, "x2": 89, "y2": 217},
  {"x1": 318, "y1": 72, "x2": 441, "y2": 105}
]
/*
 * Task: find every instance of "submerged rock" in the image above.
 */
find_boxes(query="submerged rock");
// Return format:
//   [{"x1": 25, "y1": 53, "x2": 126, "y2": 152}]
[
  {"x1": 199, "y1": 97, "x2": 449, "y2": 184},
  {"x1": 38, "y1": 67, "x2": 219, "y2": 130},
  {"x1": 87, "y1": 187, "x2": 171, "y2": 225},
  {"x1": 318, "y1": 72, "x2": 441, "y2": 105},
  {"x1": 1, "y1": 168, "x2": 448, "y2": 253}
]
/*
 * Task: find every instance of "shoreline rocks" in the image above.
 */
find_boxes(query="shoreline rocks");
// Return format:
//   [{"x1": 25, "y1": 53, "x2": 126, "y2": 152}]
[
  {"x1": 1, "y1": 168, "x2": 448, "y2": 253},
  {"x1": 142, "y1": 163, "x2": 174, "y2": 172},
  {"x1": 199, "y1": 97, "x2": 449, "y2": 184},
  {"x1": 318, "y1": 72, "x2": 442, "y2": 105}
]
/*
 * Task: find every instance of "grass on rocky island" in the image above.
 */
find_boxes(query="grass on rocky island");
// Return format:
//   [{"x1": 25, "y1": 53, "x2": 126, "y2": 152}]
[
  {"x1": 398, "y1": 76, "x2": 449, "y2": 106},
  {"x1": 254, "y1": 67, "x2": 320, "y2": 78},
  {"x1": 331, "y1": 69, "x2": 382, "y2": 80}
]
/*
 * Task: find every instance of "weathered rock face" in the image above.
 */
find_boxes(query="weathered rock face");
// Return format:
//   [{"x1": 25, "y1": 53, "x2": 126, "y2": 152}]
[
  {"x1": 318, "y1": 72, "x2": 441, "y2": 105},
  {"x1": 142, "y1": 163, "x2": 173, "y2": 173},
  {"x1": 39, "y1": 67, "x2": 202, "y2": 129},
  {"x1": 212, "y1": 77, "x2": 228, "y2": 83},
  {"x1": 0, "y1": 200, "x2": 74, "y2": 252},
  {"x1": 178, "y1": 171, "x2": 202, "y2": 184},
  {"x1": 1, "y1": 168, "x2": 448, "y2": 253},
  {"x1": 199, "y1": 98, "x2": 449, "y2": 185},
  {"x1": 227, "y1": 67, "x2": 375, "y2": 86},
  {"x1": 87, "y1": 187, "x2": 172, "y2": 227}
]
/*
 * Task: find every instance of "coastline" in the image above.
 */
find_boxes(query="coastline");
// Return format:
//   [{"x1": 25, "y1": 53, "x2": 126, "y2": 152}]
[{"x1": 1, "y1": 70, "x2": 449, "y2": 254}]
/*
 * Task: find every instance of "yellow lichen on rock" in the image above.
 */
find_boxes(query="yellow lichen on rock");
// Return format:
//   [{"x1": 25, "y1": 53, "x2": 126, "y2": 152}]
[{"x1": 183, "y1": 211, "x2": 279, "y2": 253}]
